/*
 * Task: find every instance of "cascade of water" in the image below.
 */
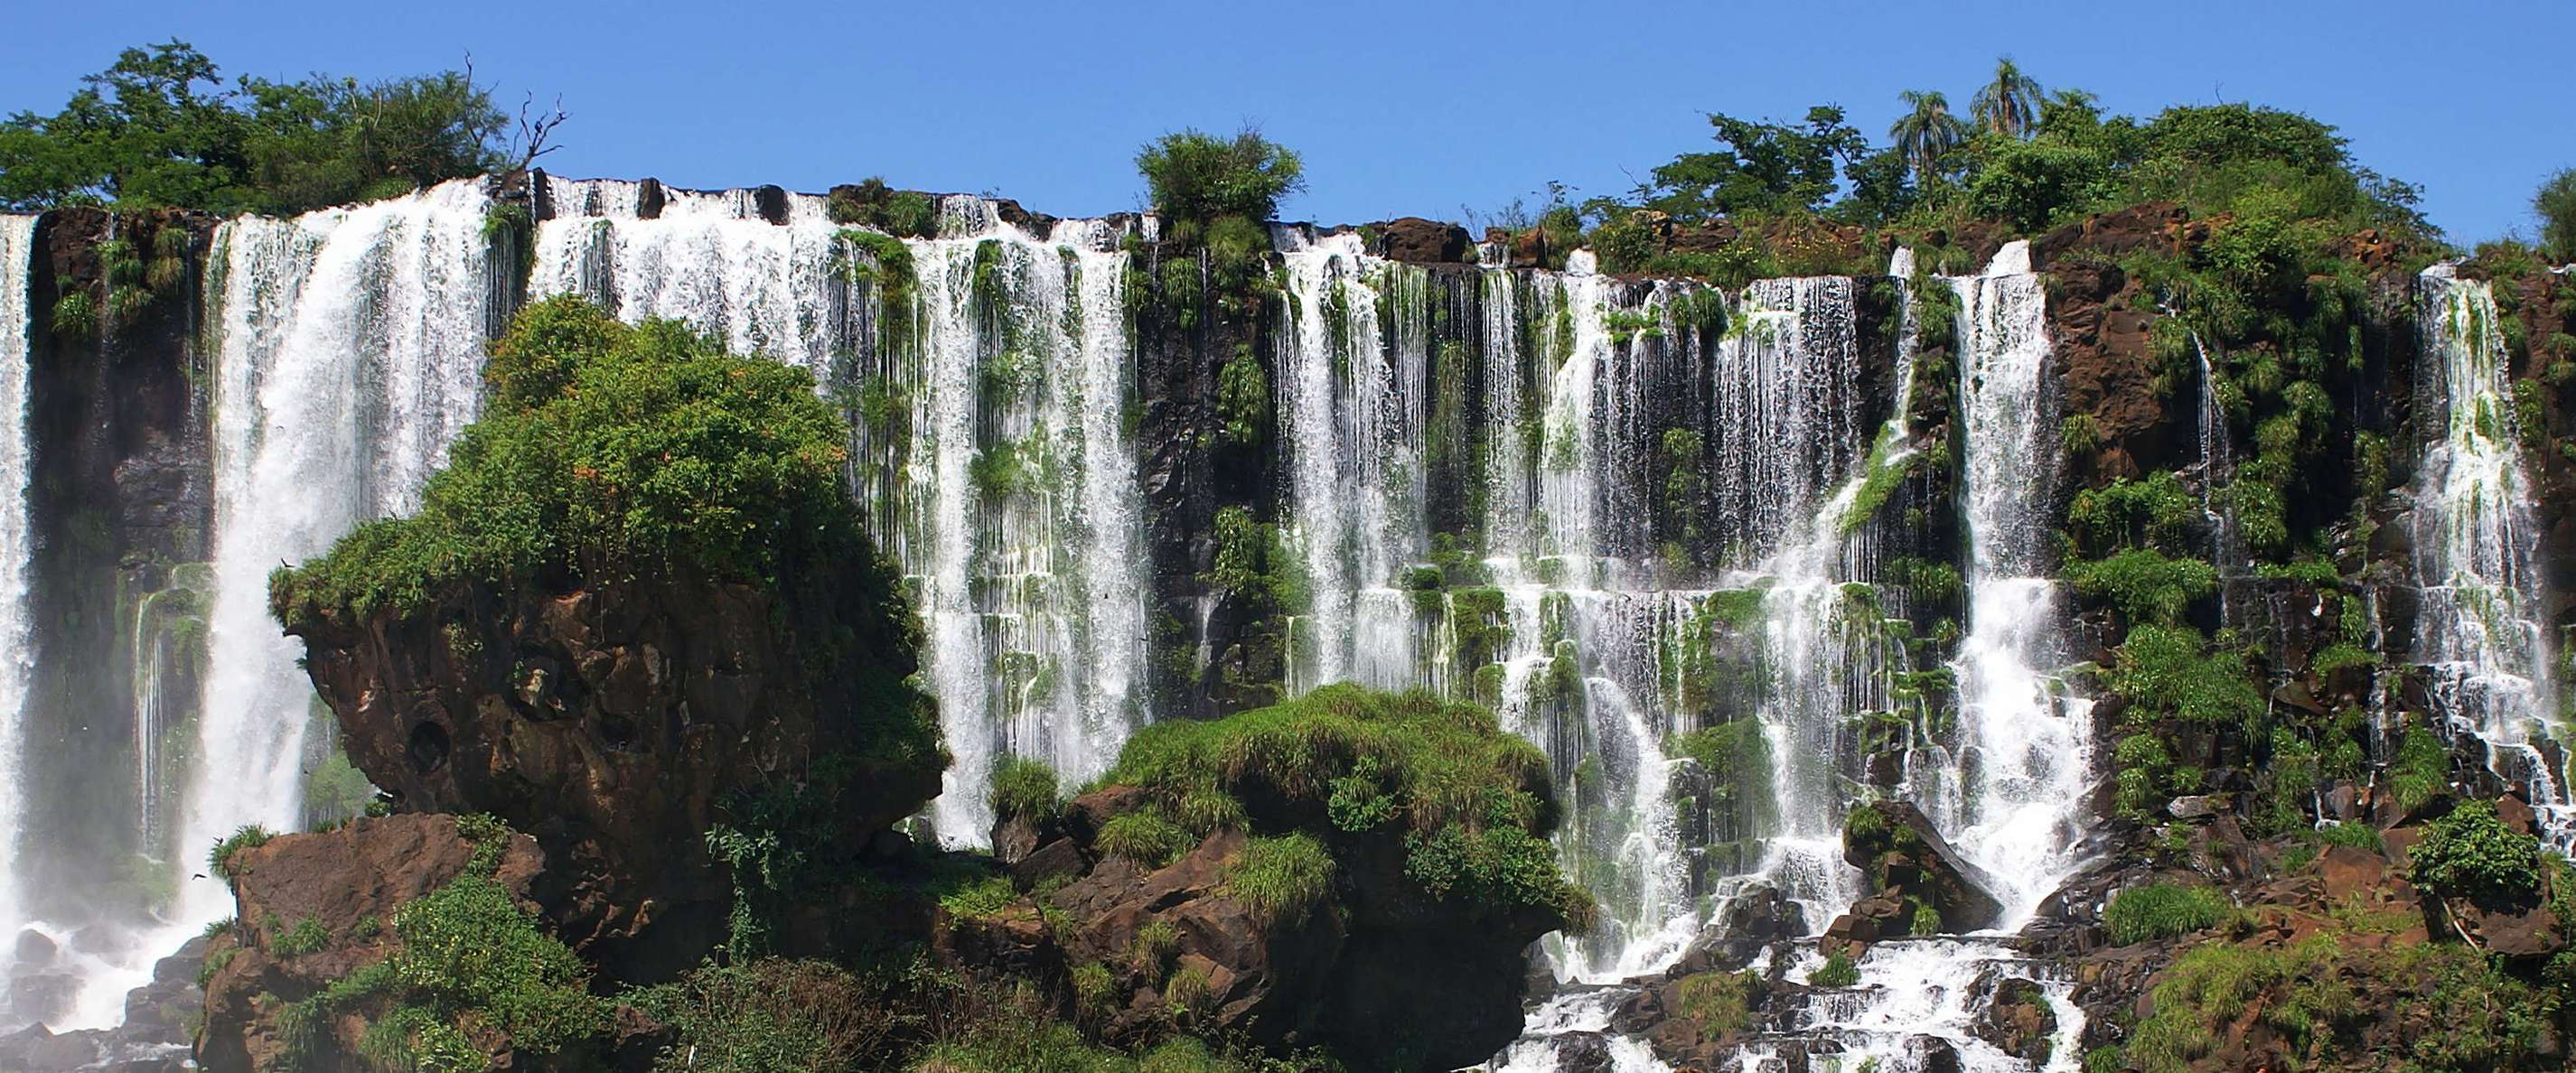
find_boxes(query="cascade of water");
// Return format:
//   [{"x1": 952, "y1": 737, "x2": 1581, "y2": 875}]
[
  {"x1": 1938, "y1": 241, "x2": 2095, "y2": 923},
  {"x1": 0, "y1": 215, "x2": 40, "y2": 1013},
  {"x1": 1741, "y1": 938, "x2": 2087, "y2": 1073},
  {"x1": 2412, "y1": 266, "x2": 2570, "y2": 840},
  {"x1": 531, "y1": 187, "x2": 1148, "y2": 843},
  {"x1": 53, "y1": 181, "x2": 504, "y2": 1030}
]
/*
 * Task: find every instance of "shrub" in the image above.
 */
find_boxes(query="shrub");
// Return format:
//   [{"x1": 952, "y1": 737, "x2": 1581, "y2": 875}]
[
  {"x1": 624, "y1": 957, "x2": 930, "y2": 1072},
  {"x1": 2387, "y1": 725, "x2": 2450, "y2": 815},
  {"x1": 1136, "y1": 126, "x2": 1305, "y2": 226},
  {"x1": 1098, "y1": 812, "x2": 1194, "y2": 869},
  {"x1": 939, "y1": 875, "x2": 1018, "y2": 919},
  {"x1": 989, "y1": 757, "x2": 1062, "y2": 824},
  {"x1": 2104, "y1": 882, "x2": 2233, "y2": 945},
  {"x1": 271, "y1": 917, "x2": 330, "y2": 957},
  {"x1": 2411, "y1": 799, "x2": 2542, "y2": 901},
  {"x1": 2112, "y1": 624, "x2": 2262, "y2": 725},
  {"x1": 2314, "y1": 821, "x2": 2383, "y2": 854},
  {"x1": 1129, "y1": 919, "x2": 1180, "y2": 975},
  {"x1": 209, "y1": 825, "x2": 274, "y2": 882},
  {"x1": 1673, "y1": 971, "x2": 1758, "y2": 1036},
  {"x1": 2068, "y1": 548, "x2": 2216, "y2": 624},
  {"x1": 825, "y1": 176, "x2": 937, "y2": 238},
  {"x1": 2537, "y1": 168, "x2": 2576, "y2": 265},
  {"x1": 1808, "y1": 950, "x2": 1859, "y2": 987},
  {"x1": 1222, "y1": 834, "x2": 1335, "y2": 927},
  {"x1": 386, "y1": 874, "x2": 603, "y2": 1050}
]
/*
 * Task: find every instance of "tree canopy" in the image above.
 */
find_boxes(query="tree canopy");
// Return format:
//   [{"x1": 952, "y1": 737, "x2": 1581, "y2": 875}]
[{"x1": 0, "y1": 40, "x2": 520, "y2": 214}]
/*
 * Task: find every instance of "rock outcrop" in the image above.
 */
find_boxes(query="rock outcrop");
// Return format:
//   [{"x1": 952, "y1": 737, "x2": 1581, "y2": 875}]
[
  {"x1": 1829, "y1": 801, "x2": 2005, "y2": 948},
  {"x1": 283, "y1": 571, "x2": 943, "y2": 982}
]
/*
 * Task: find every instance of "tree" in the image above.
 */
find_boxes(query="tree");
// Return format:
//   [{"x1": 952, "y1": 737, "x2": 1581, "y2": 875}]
[
  {"x1": 1641, "y1": 106, "x2": 1867, "y2": 221},
  {"x1": 1888, "y1": 89, "x2": 1969, "y2": 181},
  {"x1": 1135, "y1": 126, "x2": 1305, "y2": 227},
  {"x1": 0, "y1": 40, "x2": 517, "y2": 214},
  {"x1": 1970, "y1": 58, "x2": 2044, "y2": 138},
  {"x1": 2534, "y1": 169, "x2": 2576, "y2": 263}
]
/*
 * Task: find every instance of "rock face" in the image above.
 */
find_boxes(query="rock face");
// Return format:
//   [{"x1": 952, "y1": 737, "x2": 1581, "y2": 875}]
[
  {"x1": 1832, "y1": 801, "x2": 2005, "y2": 946},
  {"x1": 948, "y1": 788, "x2": 1569, "y2": 1072},
  {"x1": 283, "y1": 572, "x2": 942, "y2": 981},
  {"x1": 194, "y1": 815, "x2": 548, "y2": 1072}
]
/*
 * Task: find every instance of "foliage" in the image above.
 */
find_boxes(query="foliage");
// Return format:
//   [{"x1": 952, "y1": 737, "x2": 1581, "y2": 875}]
[
  {"x1": 1097, "y1": 812, "x2": 1194, "y2": 869},
  {"x1": 1888, "y1": 90, "x2": 1969, "y2": 180},
  {"x1": 2121, "y1": 932, "x2": 2552, "y2": 1073},
  {"x1": 825, "y1": 176, "x2": 936, "y2": 238},
  {"x1": 1638, "y1": 107, "x2": 1866, "y2": 221},
  {"x1": 2104, "y1": 882, "x2": 2233, "y2": 945},
  {"x1": 2112, "y1": 625, "x2": 2263, "y2": 726},
  {"x1": 2067, "y1": 548, "x2": 2215, "y2": 624},
  {"x1": 622, "y1": 957, "x2": 945, "y2": 1073},
  {"x1": 2388, "y1": 725, "x2": 2450, "y2": 816},
  {"x1": 1965, "y1": 133, "x2": 2112, "y2": 233},
  {"x1": 2411, "y1": 799, "x2": 2543, "y2": 902},
  {"x1": 1136, "y1": 126, "x2": 1304, "y2": 227},
  {"x1": 989, "y1": 757, "x2": 1062, "y2": 824},
  {"x1": 0, "y1": 40, "x2": 513, "y2": 214},
  {"x1": 1807, "y1": 950, "x2": 1859, "y2": 987},
  {"x1": 918, "y1": 1007, "x2": 1309, "y2": 1073},
  {"x1": 1222, "y1": 834, "x2": 1335, "y2": 927},
  {"x1": 1215, "y1": 346, "x2": 1269, "y2": 448},
  {"x1": 1103, "y1": 685, "x2": 1585, "y2": 923},
  {"x1": 209, "y1": 824, "x2": 273, "y2": 882},
  {"x1": 939, "y1": 875, "x2": 1018, "y2": 919},
  {"x1": 272, "y1": 916, "x2": 331, "y2": 956},
  {"x1": 1969, "y1": 58, "x2": 2046, "y2": 138},
  {"x1": 1673, "y1": 971, "x2": 1758, "y2": 1037},
  {"x1": 2538, "y1": 168, "x2": 2576, "y2": 264}
]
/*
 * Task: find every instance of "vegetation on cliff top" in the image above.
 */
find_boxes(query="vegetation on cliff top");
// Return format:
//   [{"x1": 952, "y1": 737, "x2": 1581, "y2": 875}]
[
  {"x1": 271, "y1": 295, "x2": 889, "y2": 620},
  {"x1": 0, "y1": 40, "x2": 545, "y2": 214},
  {"x1": 1104, "y1": 683, "x2": 1591, "y2": 926}
]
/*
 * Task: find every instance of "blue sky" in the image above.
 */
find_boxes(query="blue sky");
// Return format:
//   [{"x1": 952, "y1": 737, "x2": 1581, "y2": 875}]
[{"x1": 5, "y1": 0, "x2": 2569, "y2": 243}]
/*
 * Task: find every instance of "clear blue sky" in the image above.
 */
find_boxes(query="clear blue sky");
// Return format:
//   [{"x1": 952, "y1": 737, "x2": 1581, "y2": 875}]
[{"x1": 6, "y1": 0, "x2": 2569, "y2": 244}]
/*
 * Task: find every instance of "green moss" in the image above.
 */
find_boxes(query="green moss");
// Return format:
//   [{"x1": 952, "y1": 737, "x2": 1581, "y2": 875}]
[{"x1": 2104, "y1": 882, "x2": 2234, "y2": 945}]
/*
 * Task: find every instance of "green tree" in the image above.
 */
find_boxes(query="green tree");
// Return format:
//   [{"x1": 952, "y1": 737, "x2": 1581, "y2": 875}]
[
  {"x1": 2536, "y1": 168, "x2": 2576, "y2": 264},
  {"x1": 1888, "y1": 89, "x2": 1969, "y2": 181},
  {"x1": 1641, "y1": 106, "x2": 1867, "y2": 221},
  {"x1": 1970, "y1": 58, "x2": 2044, "y2": 138},
  {"x1": 0, "y1": 40, "x2": 514, "y2": 214},
  {"x1": 1135, "y1": 126, "x2": 1305, "y2": 227}
]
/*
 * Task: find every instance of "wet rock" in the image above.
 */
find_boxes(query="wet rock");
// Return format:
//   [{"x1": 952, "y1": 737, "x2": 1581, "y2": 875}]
[
  {"x1": 635, "y1": 177, "x2": 666, "y2": 219},
  {"x1": 1973, "y1": 976, "x2": 2057, "y2": 1066},
  {"x1": 1672, "y1": 882, "x2": 1803, "y2": 975},
  {"x1": 10, "y1": 927, "x2": 55, "y2": 967},
  {"x1": 0, "y1": 1025, "x2": 99, "y2": 1072},
  {"x1": 2167, "y1": 793, "x2": 2230, "y2": 820},
  {"x1": 1845, "y1": 801, "x2": 2005, "y2": 932},
  {"x1": 751, "y1": 183, "x2": 791, "y2": 225},
  {"x1": 1551, "y1": 1030, "x2": 1612, "y2": 1073}
]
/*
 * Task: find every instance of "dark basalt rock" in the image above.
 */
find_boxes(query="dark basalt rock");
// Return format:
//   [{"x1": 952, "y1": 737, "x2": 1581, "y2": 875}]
[
  {"x1": 1841, "y1": 801, "x2": 2006, "y2": 936},
  {"x1": 285, "y1": 573, "x2": 941, "y2": 983},
  {"x1": 750, "y1": 183, "x2": 791, "y2": 225},
  {"x1": 1366, "y1": 217, "x2": 1474, "y2": 264}
]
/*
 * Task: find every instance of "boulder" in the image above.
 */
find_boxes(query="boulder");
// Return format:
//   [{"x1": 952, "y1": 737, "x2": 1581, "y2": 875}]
[
  {"x1": 1368, "y1": 218, "x2": 1473, "y2": 264},
  {"x1": 1845, "y1": 801, "x2": 2005, "y2": 932},
  {"x1": 1973, "y1": 976, "x2": 2056, "y2": 1066},
  {"x1": 286, "y1": 571, "x2": 941, "y2": 981}
]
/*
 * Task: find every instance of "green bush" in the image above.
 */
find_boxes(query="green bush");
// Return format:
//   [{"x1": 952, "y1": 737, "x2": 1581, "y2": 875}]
[
  {"x1": 2314, "y1": 821, "x2": 2384, "y2": 854},
  {"x1": 2121, "y1": 932, "x2": 2547, "y2": 1073},
  {"x1": 2534, "y1": 168, "x2": 2576, "y2": 265},
  {"x1": 2104, "y1": 882, "x2": 2233, "y2": 945},
  {"x1": 1808, "y1": 950, "x2": 1859, "y2": 987},
  {"x1": 2112, "y1": 625, "x2": 2262, "y2": 725},
  {"x1": 271, "y1": 917, "x2": 330, "y2": 957},
  {"x1": 1129, "y1": 919, "x2": 1180, "y2": 975},
  {"x1": 209, "y1": 824, "x2": 274, "y2": 882},
  {"x1": 2067, "y1": 548, "x2": 2216, "y2": 624},
  {"x1": 2388, "y1": 725, "x2": 2450, "y2": 815},
  {"x1": 825, "y1": 176, "x2": 937, "y2": 238},
  {"x1": 1673, "y1": 971, "x2": 1759, "y2": 1036},
  {"x1": 1098, "y1": 812, "x2": 1194, "y2": 869},
  {"x1": 624, "y1": 957, "x2": 929, "y2": 1072},
  {"x1": 939, "y1": 874, "x2": 1018, "y2": 919},
  {"x1": 1223, "y1": 834, "x2": 1335, "y2": 927},
  {"x1": 2412, "y1": 799, "x2": 2542, "y2": 901},
  {"x1": 989, "y1": 757, "x2": 1062, "y2": 824},
  {"x1": 1136, "y1": 126, "x2": 1305, "y2": 226}
]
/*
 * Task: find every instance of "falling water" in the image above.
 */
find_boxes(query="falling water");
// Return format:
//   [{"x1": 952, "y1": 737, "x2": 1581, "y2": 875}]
[
  {"x1": 2412, "y1": 266, "x2": 2570, "y2": 839},
  {"x1": 1937, "y1": 241, "x2": 2095, "y2": 921},
  {"x1": 532, "y1": 182, "x2": 1150, "y2": 841},
  {"x1": 0, "y1": 215, "x2": 41, "y2": 1014},
  {"x1": 84, "y1": 181, "x2": 501, "y2": 1026}
]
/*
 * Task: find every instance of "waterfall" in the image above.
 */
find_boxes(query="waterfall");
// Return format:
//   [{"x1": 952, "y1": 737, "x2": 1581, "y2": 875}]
[
  {"x1": 0, "y1": 215, "x2": 40, "y2": 1015},
  {"x1": 531, "y1": 184, "x2": 1150, "y2": 842},
  {"x1": 1938, "y1": 241, "x2": 2095, "y2": 922},
  {"x1": 2412, "y1": 266, "x2": 2570, "y2": 839},
  {"x1": 112, "y1": 181, "x2": 497, "y2": 1014}
]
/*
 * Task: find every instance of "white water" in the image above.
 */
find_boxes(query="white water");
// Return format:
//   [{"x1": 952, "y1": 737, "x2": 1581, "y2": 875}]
[
  {"x1": 78, "y1": 181, "x2": 501, "y2": 1030},
  {"x1": 532, "y1": 183, "x2": 1150, "y2": 842},
  {"x1": 1484, "y1": 989, "x2": 1674, "y2": 1073},
  {"x1": 1746, "y1": 938, "x2": 2085, "y2": 1072},
  {"x1": 1932, "y1": 242, "x2": 2096, "y2": 922},
  {"x1": 2413, "y1": 266, "x2": 2571, "y2": 840},
  {"x1": 0, "y1": 215, "x2": 40, "y2": 1012}
]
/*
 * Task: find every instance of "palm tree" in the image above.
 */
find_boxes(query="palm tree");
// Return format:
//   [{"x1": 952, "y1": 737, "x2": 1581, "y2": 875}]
[
  {"x1": 1971, "y1": 58, "x2": 2045, "y2": 138},
  {"x1": 1888, "y1": 90, "x2": 1969, "y2": 181}
]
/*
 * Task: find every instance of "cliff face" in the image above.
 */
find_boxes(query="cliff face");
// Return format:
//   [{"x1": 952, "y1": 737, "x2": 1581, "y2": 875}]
[{"x1": 283, "y1": 569, "x2": 943, "y2": 984}]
